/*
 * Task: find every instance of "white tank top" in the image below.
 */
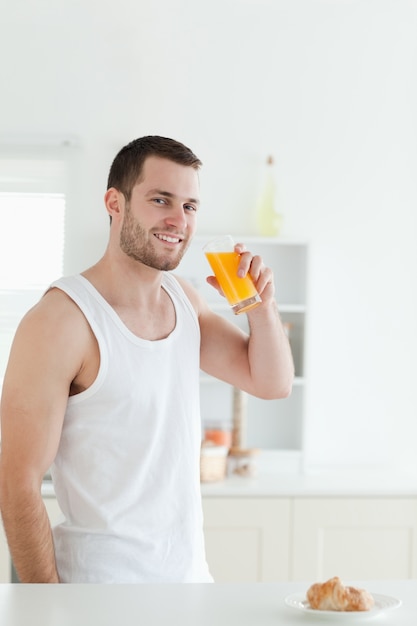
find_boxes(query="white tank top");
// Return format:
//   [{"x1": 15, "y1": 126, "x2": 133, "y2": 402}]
[{"x1": 49, "y1": 273, "x2": 212, "y2": 583}]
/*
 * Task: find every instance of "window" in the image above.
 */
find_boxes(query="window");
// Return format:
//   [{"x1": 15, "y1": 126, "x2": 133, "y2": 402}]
[{"x1": 0, "y1": 155, "x2": 67, "y2": 383}]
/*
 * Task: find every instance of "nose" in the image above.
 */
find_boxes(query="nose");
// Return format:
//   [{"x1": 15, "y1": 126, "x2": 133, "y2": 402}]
[{"x1": 164, "y1": 204, "x2": 187, "y2": 231}]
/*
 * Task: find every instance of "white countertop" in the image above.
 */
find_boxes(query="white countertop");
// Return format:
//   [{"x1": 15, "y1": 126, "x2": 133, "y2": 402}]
[
  {"x1": 201, "y1": 469, "x2": 417, "y2": 497},
  {"x1": 200, "y1": 450, "x2": 417, "y2": 497},
  {"x1": 0, "y1": 580, "x2": 415, "y2": 625}
]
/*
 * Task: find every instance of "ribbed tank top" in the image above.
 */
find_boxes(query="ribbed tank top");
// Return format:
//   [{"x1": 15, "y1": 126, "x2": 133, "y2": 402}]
[{"x1": 49, "y1": 273, "x2": 212, "y2": 583}]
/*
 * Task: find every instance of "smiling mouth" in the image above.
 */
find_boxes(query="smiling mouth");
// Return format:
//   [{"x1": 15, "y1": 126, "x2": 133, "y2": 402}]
[{"x1": 154, "y1": 233, "x2": 183, "y2": 244}]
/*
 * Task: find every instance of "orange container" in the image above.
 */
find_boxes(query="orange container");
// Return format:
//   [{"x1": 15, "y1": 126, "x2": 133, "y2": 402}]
[
  {"x1": 204, "y1": 251, "x2": 258, "y2": 307},
  {"x1": 204, "y1": 426, "x2": 232, "y2": 448},
  {"x1": 204, "y1": 235, "x2": 262, "y2": 315}
]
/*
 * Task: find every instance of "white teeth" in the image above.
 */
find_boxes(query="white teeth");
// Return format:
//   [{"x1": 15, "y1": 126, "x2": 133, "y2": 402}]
[{"x1": 156, "y1": 234, "x2": 181, "y2": 243}]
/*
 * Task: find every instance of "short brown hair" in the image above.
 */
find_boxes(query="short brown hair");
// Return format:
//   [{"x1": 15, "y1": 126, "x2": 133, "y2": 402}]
[{"x1": 107, "y1": 135, "x2": 202, "y2": 200}]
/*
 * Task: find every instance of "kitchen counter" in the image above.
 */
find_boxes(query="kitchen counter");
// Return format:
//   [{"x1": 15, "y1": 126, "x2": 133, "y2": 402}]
[
  {"x1": 201, "y1": 468, "x2": 417, "y2": 497},
  {"x1": 0, "y1": 580, "x2": 415, "y2": 625}
]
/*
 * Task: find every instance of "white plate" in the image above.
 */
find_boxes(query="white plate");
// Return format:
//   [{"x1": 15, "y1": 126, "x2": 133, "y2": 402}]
[{"x1": 284, "y1": 592, "x2": 401, "y2": 620}]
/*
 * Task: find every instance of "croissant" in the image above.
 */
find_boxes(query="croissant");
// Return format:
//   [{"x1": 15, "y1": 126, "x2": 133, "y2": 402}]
[{"x1": 307, "y1": 576, "x2": 375, "y2": 612}]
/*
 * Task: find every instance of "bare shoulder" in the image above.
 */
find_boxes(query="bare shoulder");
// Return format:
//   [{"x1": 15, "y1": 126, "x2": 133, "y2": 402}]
[
  {"x1": 170, "y1": 274, "x2": 252, "y2": 387},
  {"x1": 173, "y1": 274, "x2": 239, "y2": 334},
  {"x1": 173, "y1": 273, "x2": 245, "y2": 341},
  {"x1": 172, "y1": 274, "x2": 210, "y2": 317},
  {"x1": 21, "y1": 286, "x2": 88, "y2": 333},
  {"x1": 7, "y1": 286, "x2": 94, "y2": 386}
]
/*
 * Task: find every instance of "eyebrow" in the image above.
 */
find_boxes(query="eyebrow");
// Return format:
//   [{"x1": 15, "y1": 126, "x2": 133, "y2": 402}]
[{"x1": 146, "y1": 188, "x2": 200, "y2": 206}]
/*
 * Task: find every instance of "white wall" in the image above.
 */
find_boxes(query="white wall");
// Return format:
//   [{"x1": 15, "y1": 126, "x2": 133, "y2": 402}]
[{"x1": 1, "y1": 0, "x2": 416, "y2": 471}]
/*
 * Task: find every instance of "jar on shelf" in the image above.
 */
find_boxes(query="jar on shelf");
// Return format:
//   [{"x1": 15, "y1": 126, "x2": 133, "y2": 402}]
[
  {"x1": 200, "y1": 442, "x2": 229, "y2": 482},
  {"x1": 228, "y1": 447, "x2": 260, "y2": 478},
  {"x1": 203, "y1": 420, "x2": 232, "y2": 448}
]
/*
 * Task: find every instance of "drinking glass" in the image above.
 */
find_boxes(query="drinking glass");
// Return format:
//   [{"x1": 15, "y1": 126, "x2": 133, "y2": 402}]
[{"x1": 203, "y1": 235, "x2": 262, "y2": 314}]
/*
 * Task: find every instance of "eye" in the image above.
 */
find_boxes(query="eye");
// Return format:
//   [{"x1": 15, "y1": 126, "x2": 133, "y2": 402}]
[
  {"x1": 153, "y1": 197, "x2": 167, "y2": 205},
  {"x1": 184, "y1": 204, "x2": 197, "y2": 212}
]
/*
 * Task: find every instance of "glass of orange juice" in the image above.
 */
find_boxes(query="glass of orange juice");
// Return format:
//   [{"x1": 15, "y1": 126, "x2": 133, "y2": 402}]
[{"x1": 203, "y1": 235, "x2": 262, "y2": 314}]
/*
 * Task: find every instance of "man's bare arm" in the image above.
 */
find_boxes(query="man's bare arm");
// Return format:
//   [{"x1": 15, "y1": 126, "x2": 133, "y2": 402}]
[
  {"x1": 179, "y1": 243, "x2": 295, "y2": 399},
  {"x1": 0, "y1": 290, "x2": 93, "y2": 582}
]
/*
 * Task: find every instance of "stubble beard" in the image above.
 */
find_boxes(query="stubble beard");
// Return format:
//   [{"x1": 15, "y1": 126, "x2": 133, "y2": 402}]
[{"x1": 120, "y1": 205, "x2": 189, "y2": 271}]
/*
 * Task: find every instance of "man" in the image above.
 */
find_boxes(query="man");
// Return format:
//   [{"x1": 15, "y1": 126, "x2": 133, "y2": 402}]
[{"x1": 0, "y1": 136, "x2": 294, "y2": 583}]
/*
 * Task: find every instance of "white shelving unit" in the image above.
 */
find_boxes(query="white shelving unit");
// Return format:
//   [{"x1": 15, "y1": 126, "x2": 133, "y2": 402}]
[{"x1": 176, "y1": 235, "x2": 308, "y2": 453}]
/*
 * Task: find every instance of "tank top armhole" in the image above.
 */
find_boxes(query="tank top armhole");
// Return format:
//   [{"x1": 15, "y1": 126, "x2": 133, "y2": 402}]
[
  {"x1": 49, "y1": 277, "x2": 109, "y2": 404},
  {"x1": 162, "y1": 272, "x2": 200, "y2": 335}
]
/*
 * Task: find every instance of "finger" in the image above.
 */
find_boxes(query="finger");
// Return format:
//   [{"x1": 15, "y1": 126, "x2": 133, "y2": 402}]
[
  {"x1": 254, "y1": 267, "x2": 274, "y2": 297},
  {"x1": 206, "y1": 275, "x2": 225, "y2": 297},
  {"x1": 236, "y1": 250, "x2": 253, "y2": 277},
  {"x1": 247, "y1": 255, "x2": 264, "y2": 281},
  {"x1": 234, "y1": 243, "x2": 250, "y2": 278}
]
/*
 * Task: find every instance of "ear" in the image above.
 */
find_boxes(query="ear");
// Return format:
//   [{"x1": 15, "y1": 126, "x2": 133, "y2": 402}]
[{"x1": 104, "y1": 188, "x2": 124, "y2": 222}]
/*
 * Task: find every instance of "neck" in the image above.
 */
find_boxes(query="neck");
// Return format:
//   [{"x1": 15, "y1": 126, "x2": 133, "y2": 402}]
[{"x1": 82, "y1": 249, "x2": 165, "y2": 309}]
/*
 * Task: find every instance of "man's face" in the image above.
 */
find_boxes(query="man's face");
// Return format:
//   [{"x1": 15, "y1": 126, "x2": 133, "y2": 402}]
[{"x1": 119, "y1": 156, "x2": 200, "y2": 271}]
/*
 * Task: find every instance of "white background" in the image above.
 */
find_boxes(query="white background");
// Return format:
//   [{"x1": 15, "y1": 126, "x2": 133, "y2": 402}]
[{"x1": 1, "y1": 0, "x2": 416, "y2": 471}]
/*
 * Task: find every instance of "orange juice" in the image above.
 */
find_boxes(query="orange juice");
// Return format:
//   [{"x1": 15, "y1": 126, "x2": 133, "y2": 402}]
[{"x1": 205, "y1": 251, "x2": 259, "y2": 311}]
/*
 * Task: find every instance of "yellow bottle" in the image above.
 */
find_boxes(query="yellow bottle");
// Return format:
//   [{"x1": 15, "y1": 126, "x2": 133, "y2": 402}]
[{"x1": 256, "y1": 155, "x2": 282, "y2": 236}]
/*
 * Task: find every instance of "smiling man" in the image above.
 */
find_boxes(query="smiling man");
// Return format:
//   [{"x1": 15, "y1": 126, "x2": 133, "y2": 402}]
[{"x1": 0, "y1": 136, "x2": 294, "y2": 583}]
